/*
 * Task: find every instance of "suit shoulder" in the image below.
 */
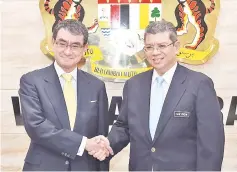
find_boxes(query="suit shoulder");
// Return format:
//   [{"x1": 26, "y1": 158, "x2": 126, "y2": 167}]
[
  {"x1": 181, "y1": 65, "x2": 213, "y2": 83},
  {"x1": 20, "y1": 65, "x2": 51, "y2": 82},
  {"x1": 127, "y1": 69, "x2": 152, "y2": 83}
]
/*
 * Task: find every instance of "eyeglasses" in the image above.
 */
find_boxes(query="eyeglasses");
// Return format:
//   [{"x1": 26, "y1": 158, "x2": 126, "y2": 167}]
[
  {"x1": 55, "y1": 40, "x2": 84, "y2": 51},
  {"x1": 143, "y1": 41, "x2": 176, "y2": 53}
]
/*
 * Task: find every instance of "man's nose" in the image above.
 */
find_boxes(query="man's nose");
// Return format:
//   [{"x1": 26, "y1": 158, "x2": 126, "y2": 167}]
[
  {"x1": 64, "y1": 46, "x2": 73, "y2": 55},
  {"x1": 152, "y1": 47, "x2": 162, "y2": 55}
]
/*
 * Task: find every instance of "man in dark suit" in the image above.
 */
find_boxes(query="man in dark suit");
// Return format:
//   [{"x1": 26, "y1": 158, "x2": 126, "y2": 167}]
[
  {"x1": 94, "y1": 19, "x2": 225, "y2": 171},
  {"x1": 19, "y1": 19, "x2": 113, "y2": 171}
]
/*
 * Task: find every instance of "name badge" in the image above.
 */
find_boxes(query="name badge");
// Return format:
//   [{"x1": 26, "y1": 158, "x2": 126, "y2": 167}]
[{"x1": 174, "y1": 111, "x2": 190, "y2": 117}]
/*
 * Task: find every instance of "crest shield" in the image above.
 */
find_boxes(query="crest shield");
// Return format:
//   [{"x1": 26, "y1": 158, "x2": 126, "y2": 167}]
[{"x1": 39, "y1": 0, "x2": 220, "y2": 81}]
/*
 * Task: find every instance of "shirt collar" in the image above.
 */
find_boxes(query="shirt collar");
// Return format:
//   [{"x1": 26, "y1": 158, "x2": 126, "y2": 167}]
[
  {"x1": 152, "y1": 62, "x2": 177, "y2": 85},
  {"x1": 54, "y1": 61, "x2": 77, "y2": 81}
]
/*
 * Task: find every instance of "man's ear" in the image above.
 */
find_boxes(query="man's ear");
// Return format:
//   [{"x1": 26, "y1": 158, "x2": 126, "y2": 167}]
[
  {"x1": 52, "y1": 38, "x2": 56, "y2": 52},
  {"x1": 52, "y1": 38, "x2": 55, "y2": 45},
  {"x1": 83, "y1": 44, "x2": 88, "y2": 52},
  {"x1": 174, "y1": 40, "x2": 180, "y2": 55}
]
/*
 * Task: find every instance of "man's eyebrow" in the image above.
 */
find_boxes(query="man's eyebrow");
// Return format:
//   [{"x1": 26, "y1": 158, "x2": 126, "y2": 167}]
[
  {"x1": 145, "y1": 42, "x2": 170, "y2": 45},
  {"x1": 57, "y1": 38, "x2": 67, "y2": 42},
  {"x1": 71, "y1": 42, "x2": 81, "y2": 45},
  {"x1": 56, "y1": 39, "x2": 82, "y2": 45}
]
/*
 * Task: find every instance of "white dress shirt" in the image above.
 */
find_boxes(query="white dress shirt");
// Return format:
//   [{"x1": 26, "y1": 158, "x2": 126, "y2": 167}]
[
  {"x1": 151, "y1": 62, "x2": 177, "y2": 99},
  {"x1": 54, "y1": 61, "x2": 87, "y2": 156},
  {"x1": 149, "y1": 62, "x2": 177, "y2": 135}
]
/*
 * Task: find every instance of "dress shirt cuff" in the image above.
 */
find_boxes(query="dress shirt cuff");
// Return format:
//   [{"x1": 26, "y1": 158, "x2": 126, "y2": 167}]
[{"x1": 77, "y1": 136, "x2": 87, "y2": 156}]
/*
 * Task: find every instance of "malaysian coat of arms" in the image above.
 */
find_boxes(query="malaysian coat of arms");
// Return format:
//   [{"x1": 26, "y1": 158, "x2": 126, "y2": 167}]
[{"x1": 39, "y1": 0, "x2": 220, "y2": 82}]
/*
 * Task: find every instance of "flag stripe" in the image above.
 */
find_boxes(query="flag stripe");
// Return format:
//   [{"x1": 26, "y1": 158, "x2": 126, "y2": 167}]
[
  {"x1": 139, "y1": 0, "x2": 161, "y2": 3},
  {"x1": 120, "y1": 0, "x2": 130, "y2": 3},
  {"x1": 130, "y1": 0, "x2": 141, "y2": 3},
  {"x1": 120, "y1": 5, "x2": 129, "y2": 29},
  {"x1": 109, "y1": 0, "x2": 120, "y2": 3},
  {"x1": 129, "y1": 4, "x2": 139, "y2": 30},
  {"x1": 152, "y1": 0, "x2": 161, "y2": 3},
  {"x1": 98, "y1": 0, "x2": 108, "y2": 4},
  {"x1": 111, "y1": 5, "x2": 120, "y2": 29},
  {"x1": 140, "y1": 4, "x2": 149, "y2": 29}
]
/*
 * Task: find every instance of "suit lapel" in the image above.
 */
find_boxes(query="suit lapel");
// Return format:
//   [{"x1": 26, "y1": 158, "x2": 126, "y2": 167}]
[
  {"x1": 152, "y1": 64, "x2": 187, "y2": 143},
  {"x1": 140, "y1": 70, "x2": 153, "y2": 143},
  {"x1": 73, "y1": 70, "x2": 90, "y2": 131},
  {"x1": 43, "y1": 64, "x2": 70, "y2": 130}
]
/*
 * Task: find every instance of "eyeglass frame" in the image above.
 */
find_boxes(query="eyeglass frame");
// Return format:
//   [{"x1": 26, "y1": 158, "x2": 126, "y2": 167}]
[
  {"x1": 54, "y1": 39, "x2": 85, "y2": 52},
  {"x1": 143, "y1": 41, "x2": 177, "y2": 53}
]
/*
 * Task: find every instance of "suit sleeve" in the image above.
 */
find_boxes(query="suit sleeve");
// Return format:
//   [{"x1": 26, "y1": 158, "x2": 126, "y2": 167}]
[
  {"x1": 196, "y1": 77, "x2": 225, "y2": 170},
  {"x1": 108, "y1": 81, "x2": 130, "y2": 155},
  {"x1": 97, "y1": 83, "x2": 110, "y2": 171},
  {"x1": 19, "y1": 74, "x2": 83, "y2": 160}
]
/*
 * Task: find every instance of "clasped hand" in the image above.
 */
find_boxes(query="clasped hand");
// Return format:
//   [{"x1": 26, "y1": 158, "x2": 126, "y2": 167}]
[{"x1": 85, "y1": 135, "x2": 114, "y2": 161}]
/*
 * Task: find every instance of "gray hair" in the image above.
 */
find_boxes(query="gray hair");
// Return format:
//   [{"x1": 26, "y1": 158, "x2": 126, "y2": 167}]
[
  {"x1": 144, "y1": 19, "x2": 177, "y2": 42},
  {"x1": 52, "y1": 19, "x2": 88, "y2": 45}
]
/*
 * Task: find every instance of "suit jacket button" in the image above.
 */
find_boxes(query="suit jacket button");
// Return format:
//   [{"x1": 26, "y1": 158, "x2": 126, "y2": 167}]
[
  {"x1": 65, "y1": 160, "x2": 69, "y2": 165},
  {"x1": 151, "y1": 147, "x2": 156, "y2": 152}
]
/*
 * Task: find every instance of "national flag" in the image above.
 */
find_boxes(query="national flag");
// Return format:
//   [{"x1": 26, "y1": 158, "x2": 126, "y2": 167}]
[{"x1": 98, "y1": 1, "x2": 162, "y2": 31}]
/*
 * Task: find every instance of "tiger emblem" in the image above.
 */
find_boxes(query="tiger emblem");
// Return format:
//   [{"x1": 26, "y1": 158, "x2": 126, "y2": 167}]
[
  {"x1": 44, "y1": 0, "x2": 98, "y2": 33},
  {"x1": 175, "y1": 0, "x2": 215, "y2": 49}
]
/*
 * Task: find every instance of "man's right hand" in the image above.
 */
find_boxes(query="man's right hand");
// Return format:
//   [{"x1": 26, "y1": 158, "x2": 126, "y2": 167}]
[{"x1": 85, "y1": 135, "x2": 114, "y2": 161}]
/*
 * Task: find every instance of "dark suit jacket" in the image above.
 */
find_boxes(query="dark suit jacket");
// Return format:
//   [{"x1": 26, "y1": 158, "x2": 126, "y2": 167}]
[
  {"x1": 19, "y1": 64, "x2": 109, "y2": 171},
  {"x1": 108, "y1": 64, "x2": 225, "y2": 171}
]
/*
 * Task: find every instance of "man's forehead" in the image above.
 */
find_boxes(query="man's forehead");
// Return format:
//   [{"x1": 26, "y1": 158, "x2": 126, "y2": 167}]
[
  {"x1": 146, "y1": 32, "x2": 170, "y2": 39},
  {"x1": 56, "y1": 29, "x2": 83, "y2": 42},
  {"x1": 145, "y1": 37, "x2": 171, "y2": 45}
]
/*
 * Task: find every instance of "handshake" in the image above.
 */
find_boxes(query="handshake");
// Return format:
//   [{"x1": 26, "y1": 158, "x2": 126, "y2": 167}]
[{"x1": 85, "y1": 135, "x2": 114, "y2": 161}]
